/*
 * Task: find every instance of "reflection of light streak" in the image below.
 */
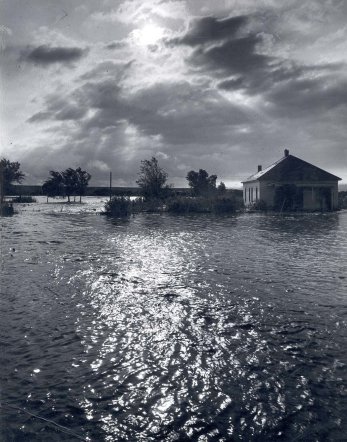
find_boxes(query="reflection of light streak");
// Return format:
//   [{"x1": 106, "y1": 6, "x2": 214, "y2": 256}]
[
  {"x1": 74, "y1": 226, "x2": 200, "y2": 437},
  {"x1": 72, "y1": 218, "x2": 288, "y2": 440}
]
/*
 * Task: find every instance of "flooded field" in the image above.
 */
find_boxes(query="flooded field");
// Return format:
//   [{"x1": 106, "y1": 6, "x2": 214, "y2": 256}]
[{"x1": 1, "y1": 198, "x2": 346, "y2": 441}]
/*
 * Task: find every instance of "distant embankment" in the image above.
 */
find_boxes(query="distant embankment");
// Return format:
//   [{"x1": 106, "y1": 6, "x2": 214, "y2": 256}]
[{"x1": 8, "y1": 185, "x2": 193, "y2": 197}]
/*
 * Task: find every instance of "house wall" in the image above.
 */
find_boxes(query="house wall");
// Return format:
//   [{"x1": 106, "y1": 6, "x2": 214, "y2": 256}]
[
  {"x1": 259, "y1": 182, "x2": 275, "y2": 206},
  {"x1": 244, "y1": 181, "x2": 339, "y2": 210},
  {"x1": 302, "y1": 182, "x2": 339, "y2": 210},
  {"x1": 243, "y1": 181, "x2": 260, "y2": 206},
  {"x1": 303, "y1": 188, "x2": 317, "y2": 210},
  {"x1": 243, "y1": 181, "x2": 276, "y2": 207}
]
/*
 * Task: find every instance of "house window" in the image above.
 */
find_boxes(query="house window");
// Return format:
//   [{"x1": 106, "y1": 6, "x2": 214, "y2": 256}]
[
  {"x1": 251, "y1": 187, "x2": 254, "y2": 202},
  {"x1": 248, "y1": 188, "x2": 251, "y2": 202},
  {"x1": 256, "y1": 187, "x2": 258, "y2": 200}
]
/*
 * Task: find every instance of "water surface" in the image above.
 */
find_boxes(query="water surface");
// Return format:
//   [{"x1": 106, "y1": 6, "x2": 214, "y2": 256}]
[{"x1": 1, "y1": 198, "x2": 346, "y2": 441}]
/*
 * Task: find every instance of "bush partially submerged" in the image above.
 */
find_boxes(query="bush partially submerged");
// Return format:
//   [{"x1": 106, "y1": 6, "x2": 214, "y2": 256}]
[
  {"x1": 167, "y1": 195, "x2": 242, "y2": 214},
  {"x1": 166, "y1": 197, "x2": 210, "y2": 213},
  {"x1": 212, "y1": 197, "x2": 237, "y2": 214},
  {"x1": 104, "y1": 194, "x2": 244, "y2": 217},
  {"x1": 104, "y1": 197, "x2": 132, "y2": 217}
]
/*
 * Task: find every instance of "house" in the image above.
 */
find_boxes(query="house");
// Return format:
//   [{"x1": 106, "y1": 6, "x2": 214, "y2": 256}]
[{"x1": 242, "y1": 149, "x2": 341, "y2": 211}]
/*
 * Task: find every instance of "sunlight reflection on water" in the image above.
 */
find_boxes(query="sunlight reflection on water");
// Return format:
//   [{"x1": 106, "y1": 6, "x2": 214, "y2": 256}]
[{"x1": 1, "y1": 201, "x2": 347, "y2": 440}]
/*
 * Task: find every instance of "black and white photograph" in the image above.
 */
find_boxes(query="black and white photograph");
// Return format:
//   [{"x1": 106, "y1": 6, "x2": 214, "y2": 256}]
[{"x1": 1, "y1": 1, "x2": 346, "y2": 440}]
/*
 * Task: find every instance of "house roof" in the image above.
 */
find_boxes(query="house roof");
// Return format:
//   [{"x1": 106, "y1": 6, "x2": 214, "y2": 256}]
[{"x1": 242, "y1": 153, "x2": 342, "y2": 183}]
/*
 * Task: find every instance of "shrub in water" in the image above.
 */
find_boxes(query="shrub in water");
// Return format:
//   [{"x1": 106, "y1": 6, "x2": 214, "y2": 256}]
[
  {"x1": 166, "y1": 197, "x2": 193, "y2": 213},
  {"x1": 167, "y1": 196, "x2": 211, "y2": 213},
  {"x1": 212, "y1": 197, "x2": 236, "y2": 214},
  {"x1": 167, "y1": 196, "x2": 242, "y2": 214},
  {"x1": 104, "y1": 197, "x2": 131, "y2": 217}
]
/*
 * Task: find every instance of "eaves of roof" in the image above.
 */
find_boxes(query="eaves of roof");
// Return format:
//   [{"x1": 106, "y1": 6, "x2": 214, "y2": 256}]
[
  {"x1": 242, "y1": 155, "x2": 287, "y2": 183},
  {"x1": 242, "y1": 155, "x2": 341, "y2": 183}
]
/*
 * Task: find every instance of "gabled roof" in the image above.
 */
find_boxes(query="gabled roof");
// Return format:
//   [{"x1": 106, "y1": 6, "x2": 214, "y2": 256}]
[{"x1": 242, "y1": 153, "x2": 341, "y2": 183}]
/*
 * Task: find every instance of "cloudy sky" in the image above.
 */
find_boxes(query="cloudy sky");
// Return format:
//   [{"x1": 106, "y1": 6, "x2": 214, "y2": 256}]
[{"x1": 1, "y1": 0, "x2": 347, "y2": 187}]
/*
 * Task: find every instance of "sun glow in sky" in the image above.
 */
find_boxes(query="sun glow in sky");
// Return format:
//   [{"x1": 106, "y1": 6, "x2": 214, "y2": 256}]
[{"x1": 132, "y1": 24, "x2": 165, "y2": 46}]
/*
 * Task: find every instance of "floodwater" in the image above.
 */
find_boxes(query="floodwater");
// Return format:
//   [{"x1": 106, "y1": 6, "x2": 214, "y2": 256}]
[{"x1": 1, "y1": 197, "x2": 346, "y2": 441}]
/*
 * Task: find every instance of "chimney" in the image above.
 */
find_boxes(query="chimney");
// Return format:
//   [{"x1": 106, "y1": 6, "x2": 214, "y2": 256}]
[
  {"x1": 258, "y1": 165, "x2": 262, "y2": 172},
  {"x1": 284, "y1": 148, "x2": 289, "y2": 157}
]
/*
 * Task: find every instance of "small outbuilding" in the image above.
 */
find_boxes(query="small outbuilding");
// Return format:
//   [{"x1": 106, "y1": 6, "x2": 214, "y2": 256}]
[{"x1": 242, "y1": 149, "x2": 341, "y2": 211}]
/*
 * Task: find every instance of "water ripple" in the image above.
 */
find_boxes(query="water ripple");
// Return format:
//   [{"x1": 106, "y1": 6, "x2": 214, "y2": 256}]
[{"x1": 1, "y1": 202, "x2": 347, "y2": 440}]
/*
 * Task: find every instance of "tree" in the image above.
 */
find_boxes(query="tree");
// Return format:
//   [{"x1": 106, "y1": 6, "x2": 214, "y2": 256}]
[
  {"x1": 136, "y1": 157, "x2": 169, "y2": 199},
  {"x1": 217, "y1": 181, "x2": 227, "y2": 194},
  {"x1": 75, "y1": 167, "x2": 91, "y2": 202},
  {"x1": 62, "y1": 168, "x2": 79, "y2": 202},
  {"x1": 42, "y1": 171, "x2": 65, "y2": 201},
  {"x1": 62, "y1": 167, "x2": 91, "y2": 202},
  {"x1": 0, "y1": 158, "x2": 25, "y2": 194},
  {"x1": 186, "y1": 169, "x2": 217, "y2": 196}
]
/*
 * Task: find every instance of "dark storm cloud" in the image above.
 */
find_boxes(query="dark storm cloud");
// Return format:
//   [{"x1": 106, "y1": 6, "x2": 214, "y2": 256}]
[
  {"x1": 174, "y1": 14, "x2": 347, "y2": 121},
  {"x1": 172, "y1": 15, "x2": 248, "y2": 46},
  {"x1": 73, "y1": 79, "x2": 250, "y2": 145},
  {"x1": 27, "y1": 104, "x2": 86, "y2": 123},
  {"x1": 22, "y1": 45, "x2": 87, "y2": 65},
  {"x1": 185, "y1": 30, "x2": 298, "y2": 99},
  {"x1": 189, "y1": 35, "x2": 271, "y2": 77},
  {"x1": 170, "y1": 15, "x2": 275, "y2": 90},
  {"x1": 55, "y1": 105, "x2": 87, "y2": 121},
  {"x1": 78, "y1": 80, "x2": 123, "y2": 110},
  {"x1": 29, "y1": 75, "x2": 249, "y2": 152},
  {"x1": 27, "y1": 111, "x2": 52, "y2": 123},
  {"x1": 266, "y1": 76, "x2": 347, "y2": 118},
  {"x1": 105, "y1": 41, "x2": 127, "y2": 50},
  {"x1": 217, "y1": 59, "x2": 342, "y2": 97},
  {"x1": 27, "y1": 95, "x2": 87, "y2": 123}
]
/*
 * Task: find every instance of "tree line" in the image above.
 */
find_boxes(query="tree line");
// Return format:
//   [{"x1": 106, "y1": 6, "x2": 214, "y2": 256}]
[
  {"x1": 42, "y1": 168, "x2": 91, "y2": 202},
  {"x1": 1, "y1": 156, "x2": 227, "y2": 201},
  {"x1": 1, "y1": 158, "x2": 91, "y2": 202},
  {"x1": 136, "y1": 157, "x2": 227, "y2": 198}
]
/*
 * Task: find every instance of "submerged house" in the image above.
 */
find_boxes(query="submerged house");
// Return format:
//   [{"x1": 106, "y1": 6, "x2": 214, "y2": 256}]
[{"x1": 242, "y1": 149, "x2": 341, "y2": 211}]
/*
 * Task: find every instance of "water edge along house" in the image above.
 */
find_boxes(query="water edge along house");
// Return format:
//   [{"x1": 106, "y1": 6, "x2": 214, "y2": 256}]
[{"x1": 242, "y1": 149, "x2": 341, "y2": 211}]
